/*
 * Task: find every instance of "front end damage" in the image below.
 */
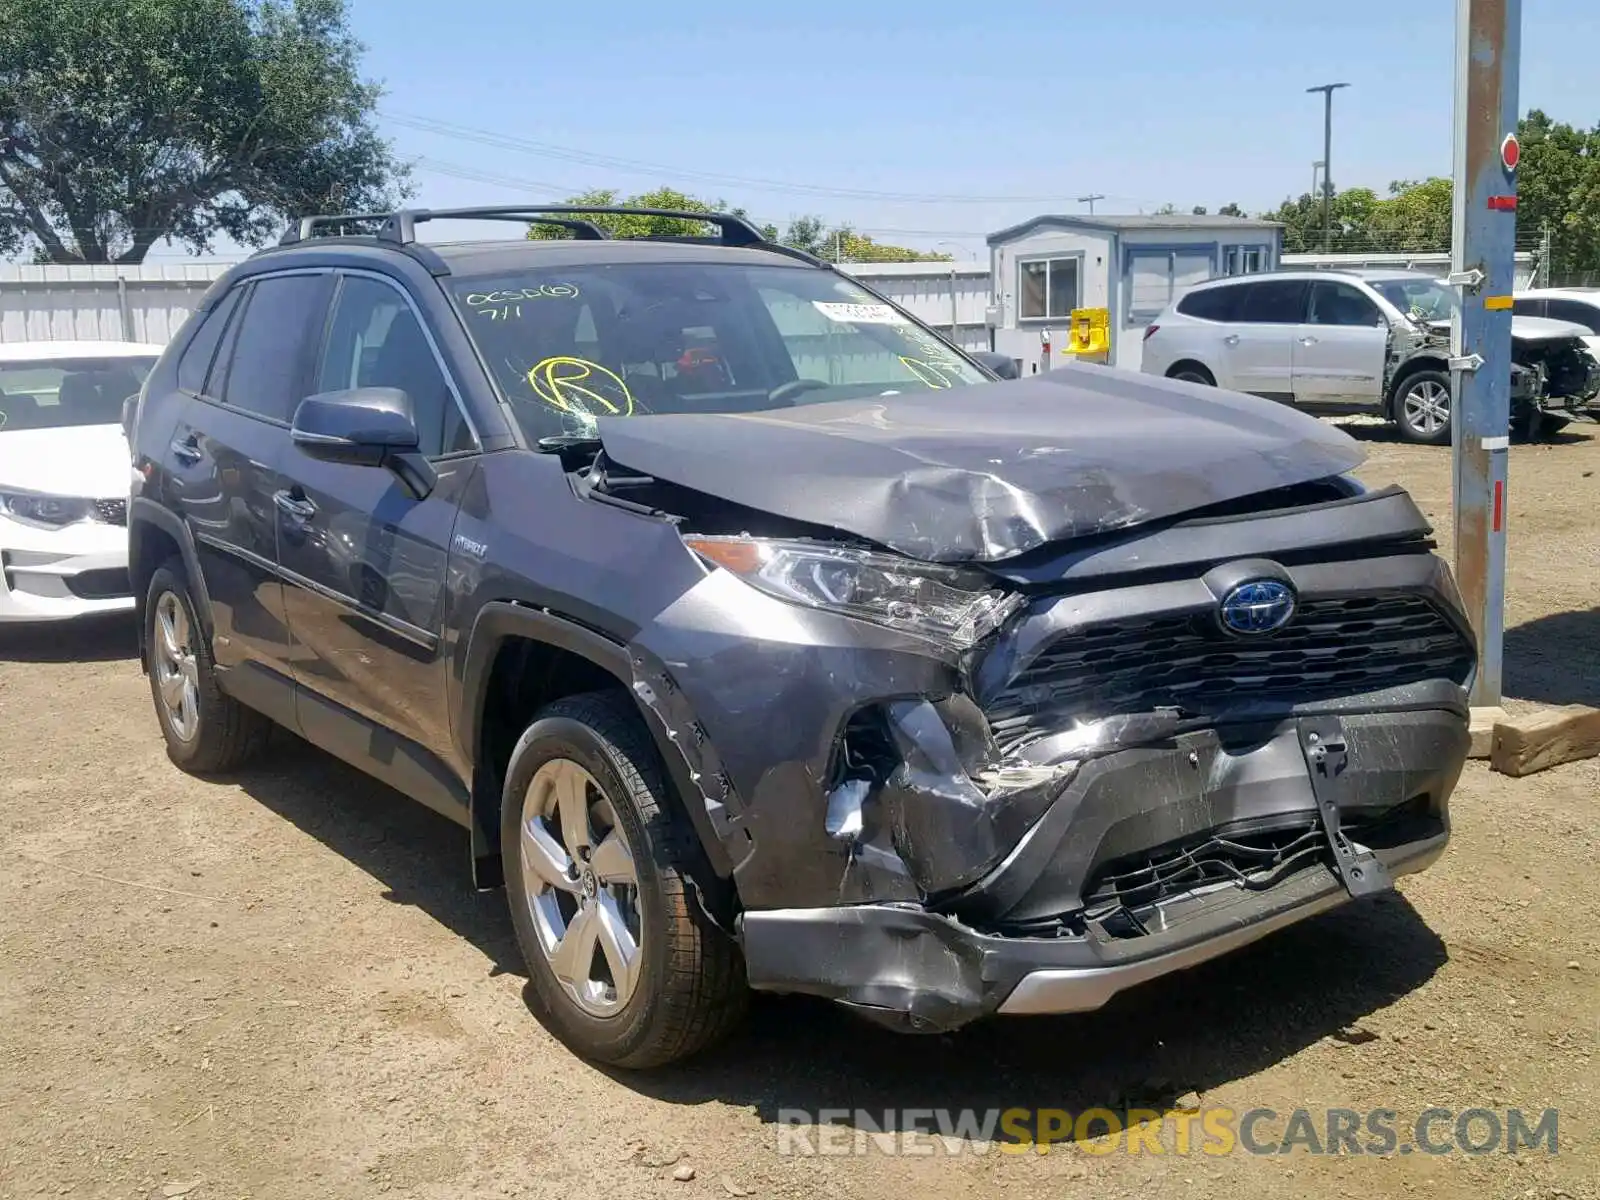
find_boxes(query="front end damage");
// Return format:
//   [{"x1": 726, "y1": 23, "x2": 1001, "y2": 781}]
[
  {"x1": 1509, "y1": 336, "x2": 1600, "y2": 423},
  {"x1": 589, "y1": 373, "x2": 1474, "y2": 1032},
  {"x1": 1395, "y1": 318, "x2": 1600, "y2": 423},
  {"x1": 623, "y1": 486, "x2": 1475, "y2": 1034}
]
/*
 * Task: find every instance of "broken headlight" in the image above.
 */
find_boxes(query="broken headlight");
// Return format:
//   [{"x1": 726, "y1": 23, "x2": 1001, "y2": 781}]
[{"x1": 683, "y1": 535, "x2": 1023, "y2": 649}]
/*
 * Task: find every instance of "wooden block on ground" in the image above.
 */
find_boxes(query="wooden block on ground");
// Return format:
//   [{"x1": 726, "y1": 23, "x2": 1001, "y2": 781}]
[
  {"x1": 1469, "y1": 706, "x2": 1507, "y2": 759},
  {"x1": 1490, "y1": 705, "x2": 1600, "y2": 778}
]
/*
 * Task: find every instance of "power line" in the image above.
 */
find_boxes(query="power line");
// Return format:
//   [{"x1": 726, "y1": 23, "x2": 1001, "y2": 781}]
[{"x1": 386, "y1": 109, "x2": 1146, "y2": 207}]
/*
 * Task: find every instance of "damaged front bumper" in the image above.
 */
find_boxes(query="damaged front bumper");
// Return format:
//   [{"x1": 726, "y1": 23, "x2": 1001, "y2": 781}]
[
  {"x1": 627, "y1": 497, "x2": 1475, "y2": 1032},
  {"x1": 738, "y1": 707, "x2": 1463, "y2": 1032}
]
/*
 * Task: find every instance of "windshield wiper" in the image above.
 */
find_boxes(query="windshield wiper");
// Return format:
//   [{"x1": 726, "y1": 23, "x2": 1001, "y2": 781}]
[{"x1": 537, "y1": 434, "x2": 602, "y2": 453}]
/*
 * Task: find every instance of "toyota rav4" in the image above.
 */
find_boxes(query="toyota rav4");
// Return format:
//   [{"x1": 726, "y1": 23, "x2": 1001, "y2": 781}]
[{"x1": 127, "y1": 205, "x2": 1476, "y2": 1068}]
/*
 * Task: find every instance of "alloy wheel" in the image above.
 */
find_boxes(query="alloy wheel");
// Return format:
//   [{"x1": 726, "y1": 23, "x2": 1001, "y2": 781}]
[
  {"x1": 518, "y1": 758, "x2": 643, "y2": 1017},
  {"x1": 1403, "y1": 379, "x2": 1450, "y2": 436},
  {"x1": 152, "y1": 591, "x2": 200, "y2": 742}
]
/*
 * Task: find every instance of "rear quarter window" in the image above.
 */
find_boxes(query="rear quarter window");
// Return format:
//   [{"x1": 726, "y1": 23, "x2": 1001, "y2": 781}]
[{"x1": 1176, "y1": 286, "x2": 1240, "y2": 321}]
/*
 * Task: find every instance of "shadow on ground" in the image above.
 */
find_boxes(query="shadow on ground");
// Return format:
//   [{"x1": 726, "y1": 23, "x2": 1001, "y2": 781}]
[
  {"x1": 0, "y1": 613, "x2": 138, "y2": 663},
  {"x1": 221, "y1": 697, "x2": 1448, "y2": 1146},
  {"x1": 228, "y1": 731, "x2": 522, "y2": 976},
  {"x1": 1504, "y1": 606, "x2": 1600, "y2": 707},
  {"x1": 612, "y1": 892, "x2": 1445, "y2": 1143},
  {"x1": 1335, "y1": 420, "x2": 1593, "y2": 448}
]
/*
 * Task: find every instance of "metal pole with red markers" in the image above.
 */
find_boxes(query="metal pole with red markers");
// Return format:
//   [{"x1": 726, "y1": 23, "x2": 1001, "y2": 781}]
[{"x1": 1450, "y1": 0, "x2": 1521, "y2": 706}]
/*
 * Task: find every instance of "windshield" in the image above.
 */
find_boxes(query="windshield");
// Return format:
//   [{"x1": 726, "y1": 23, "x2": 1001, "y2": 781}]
[
  {"x1": 0, "y1": 357, "x2": 156, "y2": 432},
  {"x1": 449, "y1": 261, "x2": 987, "y2": 441},
  {"x1": 1372, "y1": 278, "x2": 1458, "y2": 323}
]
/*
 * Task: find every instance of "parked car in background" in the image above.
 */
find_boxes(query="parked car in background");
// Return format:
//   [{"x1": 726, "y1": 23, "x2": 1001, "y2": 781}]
[
  {"x1": 1513, "y1": 288, "x2": 1600, "y2": 356},
  {"x1": 0, "y1": 340, "x2": 161, "y2": 622},
  {"x1": 1142, "y1": 269, "x2": 1600, "y2": 444}
]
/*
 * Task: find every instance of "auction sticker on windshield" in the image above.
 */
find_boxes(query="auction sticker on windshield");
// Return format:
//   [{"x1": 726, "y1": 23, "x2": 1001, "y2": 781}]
[{"x1": 812, "y1": 301, "x2": 909, "y2": 325}]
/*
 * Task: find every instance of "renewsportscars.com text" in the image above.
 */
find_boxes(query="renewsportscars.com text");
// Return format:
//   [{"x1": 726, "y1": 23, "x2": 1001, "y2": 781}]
[{"x1": 775, "y1": 1106, "x2": 1560, "y2": 1157}]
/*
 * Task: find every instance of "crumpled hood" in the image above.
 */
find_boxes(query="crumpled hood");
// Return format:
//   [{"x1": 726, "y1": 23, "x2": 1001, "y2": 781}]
[
  {"x1": 594, "y1": 364, "x2": 1367, "y2": 563},
  {"x1": 1429, "y1": 316, "x2": 1593, "y2": 344},
  {"x1": 0, "y1": 423, "x2": 130, "y2": 498}
]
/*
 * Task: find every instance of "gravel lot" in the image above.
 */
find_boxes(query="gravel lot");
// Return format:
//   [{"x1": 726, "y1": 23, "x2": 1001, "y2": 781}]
[{"x1": 1, "y1": 426, "x2": 1596, "y2": 1200}]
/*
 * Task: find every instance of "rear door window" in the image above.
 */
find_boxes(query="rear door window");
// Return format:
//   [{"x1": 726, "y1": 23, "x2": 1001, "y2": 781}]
[
  {"x1": 1234, "y1": 280, "x2": 1309, "y2": 324},
  {"x1": 1177, "y1": 285, "x2": 1241, "y2": 321},
  {"x1": 219, "y1": 273, "x2": 333, "y2": 423}
]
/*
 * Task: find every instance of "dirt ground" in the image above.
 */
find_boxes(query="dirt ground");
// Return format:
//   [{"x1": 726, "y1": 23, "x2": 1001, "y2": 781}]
[{"x1": 1, "y1": 424, "x2": 1596, "y2": 1200}]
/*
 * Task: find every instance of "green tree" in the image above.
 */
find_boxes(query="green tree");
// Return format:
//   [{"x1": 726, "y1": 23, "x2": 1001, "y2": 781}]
[
  {"x1": 526, "y1": 189, "x2": 950, "y2": 261},
  {"x1": 1517, "y1": 109, "x2": 1600, "y2": 281},
  {"x1": 524, "y1": 186, "x2": 745, "y2": 240},
  {"x1": 1218, "y1": 202, "x2": 1246, "y2": 217},
  {"x1": 0, "y1": 0, "x2": 408, "y2": 263}
]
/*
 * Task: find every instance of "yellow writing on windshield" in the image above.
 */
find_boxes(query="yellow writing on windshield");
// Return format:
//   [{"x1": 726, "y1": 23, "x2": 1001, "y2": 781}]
[
  {"x1": 899, "y1": 357, "x2": 957, "y2": 389},
  {"x1": 527, "y1": 357, "x2": 635, "y2": 417}
]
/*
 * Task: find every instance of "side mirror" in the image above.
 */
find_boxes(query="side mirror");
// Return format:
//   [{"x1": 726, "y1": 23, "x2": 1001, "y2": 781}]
[
  {"x1": 291, "y1": 387, "x2": 435, "y2": 498},
  {"x1": 970, "y1": 350, "x2": 1021, "y2": 380},
  {"x1": 120, "y1": 393, "x2": 139, "y2": 443}
]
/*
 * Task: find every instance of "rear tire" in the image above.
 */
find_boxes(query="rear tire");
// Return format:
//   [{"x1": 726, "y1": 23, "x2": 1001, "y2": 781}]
[
  {"x1": 1393, "y1": 370, "x2": 1453, "y2": 445},
  {"x1": 145, "y1": 558, "x2": 271, "y2": 773},
  {"x1": 1168, "y1": 363, "x2": 1216, "y2": 386},
  {"x1": 501, "y1": 691, "x2": 746, "y2": 1068}
]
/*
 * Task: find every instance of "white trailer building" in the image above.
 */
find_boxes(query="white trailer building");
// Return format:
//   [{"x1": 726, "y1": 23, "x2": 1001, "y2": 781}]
[{"x1": 986, "y1": 213, "x2": 1284, "y2": 373}]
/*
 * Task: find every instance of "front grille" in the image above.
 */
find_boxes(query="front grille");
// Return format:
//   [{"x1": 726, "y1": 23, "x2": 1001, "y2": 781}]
[
  {"x1": 93, "y1": 498, "x2": 127, "y2": 526},
  {"x1": 1083, "y1": 822, "x2": 1326, "y2": 915},
  {"x1": 983, "y1": 594, "x2": 1474, "y2": 748}
]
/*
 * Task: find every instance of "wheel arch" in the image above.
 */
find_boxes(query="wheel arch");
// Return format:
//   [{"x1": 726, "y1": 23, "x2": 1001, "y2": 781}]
[
  {"x1": 458, "y1": 602, "x2": 736, "y2": 890},
  {"x1": 1165, "y1": 359, "x2": 1217, "y2": 385},
  {"x1": 128, "y1": 498, "x2": 212, "y2": 672}
]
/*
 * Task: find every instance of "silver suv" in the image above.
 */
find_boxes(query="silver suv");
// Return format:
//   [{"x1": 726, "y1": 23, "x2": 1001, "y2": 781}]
[{"x1": 1142, "y1": 269, "x2": 1599, "y2": 444}]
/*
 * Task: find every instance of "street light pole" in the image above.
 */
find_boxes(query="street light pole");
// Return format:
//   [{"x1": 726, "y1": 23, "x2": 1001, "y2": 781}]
[{"x1": 1306, "y1": 83, "x2": 1350, "y2": 251}]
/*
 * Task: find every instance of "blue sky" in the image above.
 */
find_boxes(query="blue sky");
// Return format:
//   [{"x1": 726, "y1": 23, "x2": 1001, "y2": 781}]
[{"x1": 171, "y1": 0, "x2": 1600, "y2": 259}]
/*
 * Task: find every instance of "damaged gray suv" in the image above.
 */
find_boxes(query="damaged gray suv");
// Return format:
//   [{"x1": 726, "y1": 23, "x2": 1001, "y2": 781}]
[{"x1": 128, "y1": 206, "x2": 1476, "y2": 1068}]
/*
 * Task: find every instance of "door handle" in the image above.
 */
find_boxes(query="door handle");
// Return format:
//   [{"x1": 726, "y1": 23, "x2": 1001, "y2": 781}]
[
  {"x1": 170, "y1": 434, "x2": 202, "y2": 465},
  {"x1": 1298, "y1": 335, "x2": 1319, "y2": 346},
  {"x1": 273, "y1": 489, "x2": 317, "y2": 521},
  {"x1": 1223, "y1": 334, "x2": 1240, "y2": 346}
]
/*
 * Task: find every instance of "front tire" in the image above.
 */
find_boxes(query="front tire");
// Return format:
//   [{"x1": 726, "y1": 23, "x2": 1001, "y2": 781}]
[
  {"x1": 501, "y1": 691, "x2": 746, "y2": 1068},
  {"x1": 1394, "y1": 370, "x2": 1453, "y2": 445},
  {"x1": 145, "y1": 558, "x2": 270, "y2": 773}
]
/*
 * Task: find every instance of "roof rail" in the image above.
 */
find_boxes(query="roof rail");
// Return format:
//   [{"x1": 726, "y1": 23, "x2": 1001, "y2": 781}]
[
  {"x1": 280, "y1": 204, "x2": 771, "y2": 249},
  {"x1": 379, "y1": 205, "x2": 768, "y2": 247},
  {"x1": 281, "y1": 210, "x2": 613, "y2": 245},
  {"x1": 280, "y1": 213, "x2": 392, "y2": 245}
]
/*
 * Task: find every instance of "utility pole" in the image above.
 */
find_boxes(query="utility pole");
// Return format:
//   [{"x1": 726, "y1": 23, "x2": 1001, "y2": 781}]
[
  {"x1": 1077, "y1": 193, "x2": 1105, "y2": 215},
  {"x1": 1539, "y1": 222, "x2": 1553, "y2": 286},
  {"x1": 1450, "y1": 0, "x2": 1521, "y2": 706},
  {"x1": 1306, "y1": 83, "x2": 1350, "y2": 251}
]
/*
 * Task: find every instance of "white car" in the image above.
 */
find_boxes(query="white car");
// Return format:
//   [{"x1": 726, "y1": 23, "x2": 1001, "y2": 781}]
[
  {"x1": 1142, "y1": 270, "x2": 1600, "y2": 443},
  {"x1": 1513, "y1": 288, "x2": 1600, "y2": 357},
  {"x1": 0, "y1": 340, "x2": 163, "y2": 622}
]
